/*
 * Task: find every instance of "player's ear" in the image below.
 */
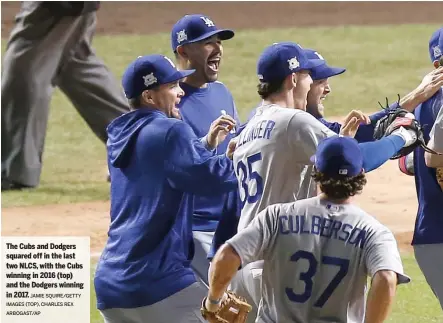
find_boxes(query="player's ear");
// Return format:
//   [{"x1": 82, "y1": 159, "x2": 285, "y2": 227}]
[
  {"x1": 292, "y1": 73, "x2": 298, "y2": 86},
  {"x1": 141, "y1": 89, "x2": 155, "y2": 105},
  {"x1": 176, "y1": 45, "x2": 188, "y2": 60},
  {"x1": 433, "y1": 60, "x2": 440, "y2": 69},
  {"x1": 283, "y1": 73, "x2": 296, "y2": 90}
]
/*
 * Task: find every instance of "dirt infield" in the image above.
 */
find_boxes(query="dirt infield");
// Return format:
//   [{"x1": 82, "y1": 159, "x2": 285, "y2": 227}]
[
  {"x1": 2, "y1": 1, "x2": 443, "y2": 36},
  {"x1": 2, "y1": 1, "x2": 431, "y2": 253},
  {"x1": 2, "y1": 159, "x2": 417, "y2": 254}
]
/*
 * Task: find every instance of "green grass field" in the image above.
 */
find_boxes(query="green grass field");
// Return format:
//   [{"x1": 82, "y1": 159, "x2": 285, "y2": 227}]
[
  {"x1": 3, "y1": 24, "x2": 443, "y2": 321},
  {"x1": 87, "y1": 253, "x2": 443, "y2": 323},
  {"x1": 1, "y1": 23, "x2": 440, "y2": 207}
]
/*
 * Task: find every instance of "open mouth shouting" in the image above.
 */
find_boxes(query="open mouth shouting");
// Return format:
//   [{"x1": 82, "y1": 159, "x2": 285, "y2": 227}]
[{"x1": 207, "y1": 56, "x2": 221, "y2": 73}]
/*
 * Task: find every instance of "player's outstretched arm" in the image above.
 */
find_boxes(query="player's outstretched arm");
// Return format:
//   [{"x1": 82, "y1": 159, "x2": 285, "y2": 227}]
[
  {"x1": 206, "y1": 244, "x2": 242, "y2": 308},
  {"x1": 364, "y1": 270, "x2": 398, "y2": 323},
  {"x1": 202, "y1": 207, "x2": 276, "y2": 321},
  {"x1": 164, "y1": 122, "x2": 238, "y2": 196},
  {"x1": 399, "y1": 66, "x2": 443, "y2": 112},
  {"x1": 344, "y1": 67, "x2": 443, "y2": 142}
]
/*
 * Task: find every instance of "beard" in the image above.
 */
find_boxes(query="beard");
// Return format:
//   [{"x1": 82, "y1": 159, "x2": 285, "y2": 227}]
[{"x1": 306, "y1": 103, "x2": 324, "y2": 119}]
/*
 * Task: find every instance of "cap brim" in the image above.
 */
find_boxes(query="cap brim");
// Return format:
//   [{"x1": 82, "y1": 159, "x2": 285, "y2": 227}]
[
  {"x1": 189, "y1": 29, "x2": 235, "y2": 44},
  {"x1": 311, "y1": 65, "x2": 346, "y2": 81},
  {"x1": 164, "y1": 69, "x2": 195, "y2": 84}
]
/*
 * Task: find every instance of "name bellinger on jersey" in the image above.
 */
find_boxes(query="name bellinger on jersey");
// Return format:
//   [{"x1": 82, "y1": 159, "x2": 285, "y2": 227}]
[{"x1": 237, "y1": 119, "x2": 276, "y2": 147}]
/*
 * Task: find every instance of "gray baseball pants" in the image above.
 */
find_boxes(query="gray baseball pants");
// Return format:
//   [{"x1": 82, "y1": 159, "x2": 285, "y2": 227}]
[
  {"x1": 1, "y1": 2, "x2": 128, "y2": 187},
  {"x1": 99, "y1": 282, "x2": 207, "y2": 323},
  {"x1": 191, "y1": 230, "x2": 214, "y2": 286},
  {"x1": 414, "y1": 244, "x2": 443, "y2": 309},
  {"x1": 230, "y1": 260, "x2": 264, "y2": 323}
]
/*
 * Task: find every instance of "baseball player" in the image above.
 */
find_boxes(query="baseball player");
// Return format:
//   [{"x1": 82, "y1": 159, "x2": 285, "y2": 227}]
[
  {"x1": 206, "y1": 136, "x2": 410, "y2": 323},
  {"x1": 171, "y1": 14, "x2": 241, "y2": 285},
  {"x1": 405, "y1": 27, "x2": 443, "y2": 309},
  {"x1": 94, "y1": 54, "x2": 238, "y2": 323},
  {"x1": 227, "y1": 42, "x2": 420, "y2": 321},
  {"x1": 1, "y1": 1, "x2": 129, "y2": 191},
  {"x1": 303, "y1": 49, "x2": 443, "y2": 142},
  {"x1": 246, "y1": 48, "x2": 443, "y2": 143}
]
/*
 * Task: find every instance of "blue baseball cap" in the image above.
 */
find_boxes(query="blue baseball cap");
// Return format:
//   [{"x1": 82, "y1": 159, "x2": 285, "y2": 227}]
[
  {"x1": 257, "y1": 42, "x2": 324, "y2": 83},
  {"x1": 303, "y1": 49, "x2": 346, "y2": 80},
  {"x1": 310, "y1": 136, "x2": 363, "y2": 177},
  {"x1": 429, "y1": 27, "x2": 443, "y2": 63},
  {"x1": 171, "y1": 14, "x2": 235, "y2": 52},
  {"x1": 122, "y1": 55, "x2": 195, "y2": 99}
]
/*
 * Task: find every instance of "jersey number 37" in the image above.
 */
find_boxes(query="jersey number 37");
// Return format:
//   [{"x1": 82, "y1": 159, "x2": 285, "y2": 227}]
[
  {"x1": 235, "y1": 152, "x2": 264, "y2": 209},
  {"x1": 286, "y1": 250, "x2": 349, "y2": 308}
]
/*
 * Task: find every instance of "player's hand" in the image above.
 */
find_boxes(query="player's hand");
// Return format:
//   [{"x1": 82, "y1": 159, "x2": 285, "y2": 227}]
[
  {"x1": 339, "y1": 110, "x2": 369, "y2": 137},
  {"x1": 226, "y1": 137, "x2": 238, "y2": 160},
  {"x1": 343, "y1": 110, "x2": 371, "y2": 126},
  {"x1": 340, "y1": 117, "x2": 360, "y2": 138},
  {"x1": 207, "y1": 115, "x2": 236, "y2": 150},
  {"x1": 417, "y1": 66, "x2": 443, "y2": 101}
]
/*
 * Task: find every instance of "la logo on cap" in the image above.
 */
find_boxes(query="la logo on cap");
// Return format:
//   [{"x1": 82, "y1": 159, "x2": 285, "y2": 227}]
[
  {"x1": 143, "y1": 73, "x2": 157, "y2": 87},
  {"x1": 200, "y1": 16, "x2": 215, "y2": 27},
  {"x1": 288, "y1": 57, "x2": 300, "y2": 70},
  {"x1": 177, "y1": 29, "x2": 187, "y2": 43}
]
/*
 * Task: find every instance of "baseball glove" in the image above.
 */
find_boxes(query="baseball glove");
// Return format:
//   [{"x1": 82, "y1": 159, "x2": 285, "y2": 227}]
[
  {"x1": 373, "y1": 103, "x2": 442, "y2": 159},
  {"x1": 201, "y1": 291, "x2": 252, "y2": 323}
]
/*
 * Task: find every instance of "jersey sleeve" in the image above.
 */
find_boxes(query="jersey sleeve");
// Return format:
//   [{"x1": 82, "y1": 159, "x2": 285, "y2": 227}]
[
  {"x1": 288, "y1": 111, "x2": 337, "y2": 164},
  {"x1": 164, "y1": 121, "x2": 238, "y2": 196},
  {"x1": 429, "y1": 105, "x2": 443, "y2": 151},
  {"x1": 318, "y1": 118, "x2": 342, "y2": 134},
  {"x1": 319, "y1": 118, "x2": 376, "y2": 143},
  {"x1": 226, "y1": 205, "x2": 279, "y2": 267},
  {"x1": 364, "y1": 227, "x2": 410, "y2": 285}
]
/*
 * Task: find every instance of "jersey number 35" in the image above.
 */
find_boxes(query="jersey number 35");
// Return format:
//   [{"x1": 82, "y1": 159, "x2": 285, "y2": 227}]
[{"x1": 235, "y1": 152, "x2": 264, "y2": 209}]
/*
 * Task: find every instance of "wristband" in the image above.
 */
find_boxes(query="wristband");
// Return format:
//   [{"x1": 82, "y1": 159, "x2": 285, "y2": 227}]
[{"x1": 208, "y1": 296, "x2": 222, "y2": 305}]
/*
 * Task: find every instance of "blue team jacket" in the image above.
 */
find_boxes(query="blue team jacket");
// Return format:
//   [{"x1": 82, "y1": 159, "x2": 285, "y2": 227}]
[
  {"x1": 94, "y1": 108, "x2": 237, "y2": 310},
  {"x1": 412, "y1": 89, "x2": 443, "y2": 245}
]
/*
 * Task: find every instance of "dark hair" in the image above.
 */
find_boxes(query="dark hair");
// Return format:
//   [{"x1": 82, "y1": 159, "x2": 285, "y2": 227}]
[
  {"x1": 311, "y1": 168, "x2": 367, "y2": 200},
  {"x1": 257, "y1": 78, "x2": 285, "y2": 100},
  {"x1": 128, "y1": 95, "x2": 142, "y2": 110}
]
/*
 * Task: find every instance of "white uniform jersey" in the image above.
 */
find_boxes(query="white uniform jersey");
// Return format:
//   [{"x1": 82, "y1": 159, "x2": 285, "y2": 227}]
[
  {"x1": 233, "y1": 104, "x2": 336, "y2": 231},
  {"x1": 430, "y1": 103, "x2": 443, "y2": 151},
  {"x1": 227, "y1": 197, "x2": 410, "y2": 323}
]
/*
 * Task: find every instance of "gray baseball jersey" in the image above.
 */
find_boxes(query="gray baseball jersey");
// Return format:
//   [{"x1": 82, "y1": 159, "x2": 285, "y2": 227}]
[
  {"x1": 227, "y1": 197, "x2": 410, "y2": 323},
  {"x1": 429, "y1": 104, "x2": 443, "y2": 151},
  {"x1": 233, "y1": 104, "x2": 336, "y2": 231}
]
